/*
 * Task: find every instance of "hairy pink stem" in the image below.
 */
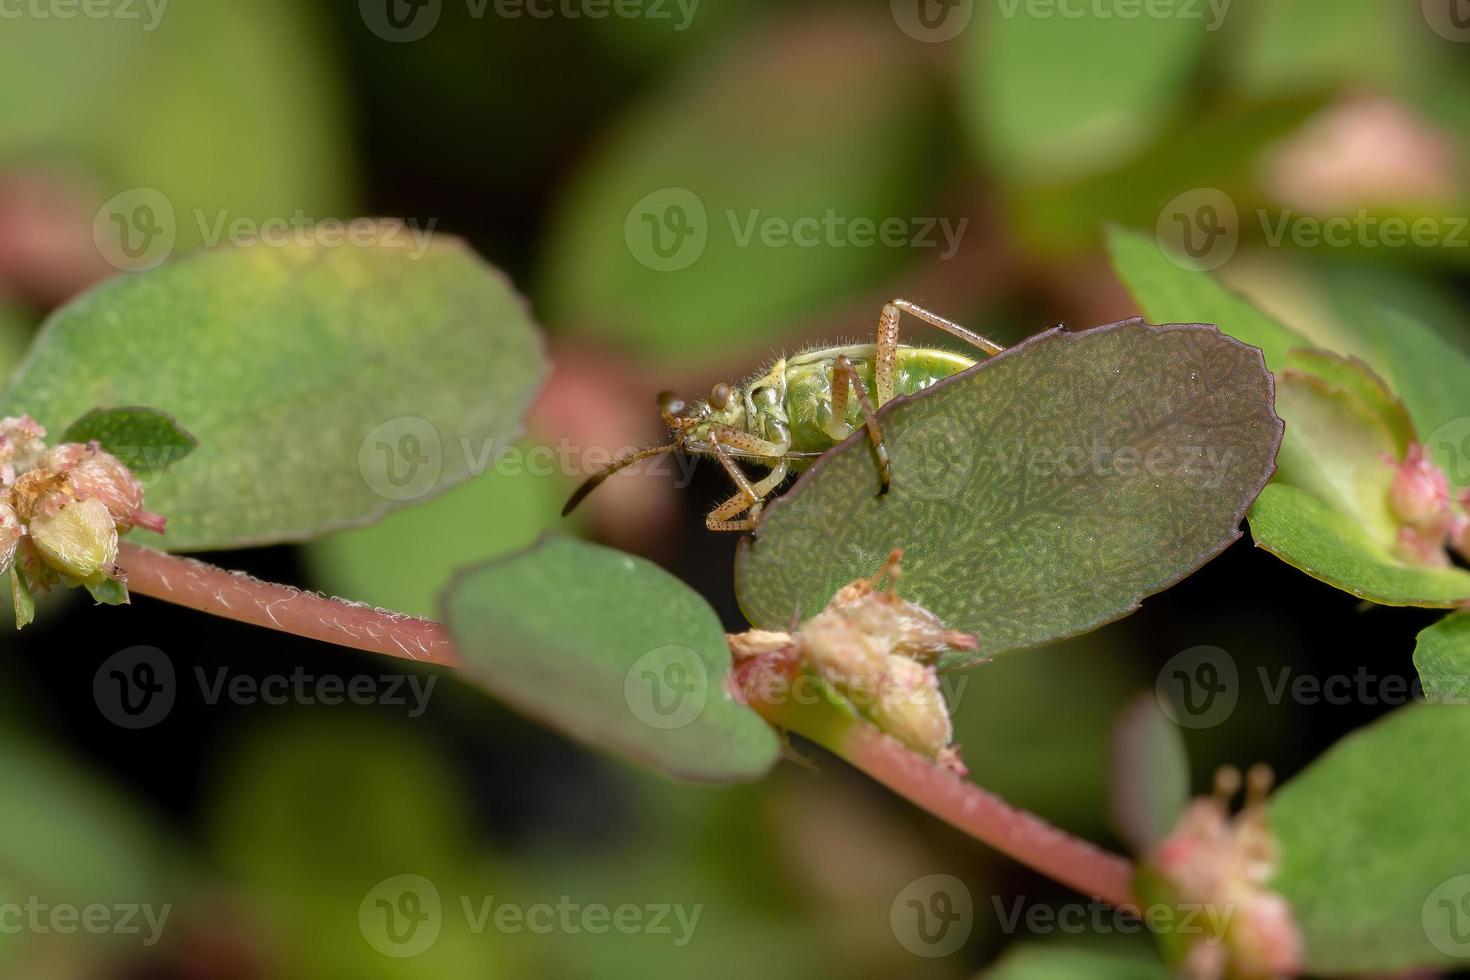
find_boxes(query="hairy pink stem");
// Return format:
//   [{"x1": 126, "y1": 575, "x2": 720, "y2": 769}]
[
  {"x1": 838, "y1": 721, "x2": 1138, "y2": 910},
  {"x1": 120, "y1": 543, "x2": 1134, "y2": 906},
  {"x1": 117, "y1": 543, "x2": 459, "y2": 667}
]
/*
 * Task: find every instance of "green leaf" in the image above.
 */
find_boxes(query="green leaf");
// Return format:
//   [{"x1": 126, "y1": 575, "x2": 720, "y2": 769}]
[
  {"x1": 1411, "y1": 613, "x2": 1470, "y2": 703},
  {"x1": 8, "y1": 567, "x2": 34, "y2": 629},
  {"x1": 442, "y1": 535, "x2": 780, "y2": 783},
  {"x1": 83, "y1": 576, "x2": 129, "y2": 607},
  {"x1": 1280, "y1": 348, "x2": 1415, "y2": 457},
  {"x1": 1109, "y1": 225, "x2": 1470, "y2": 605},
  {"x1": 1109, "y1": 694, "x2": 1190, "y2": 856},
  {"x1": 984, "y1": 945, "x2": 1167, "y2": 980},
  {"x1": 1106, "y1": 225, "x2": 1308, "y2": 371},
  {"x1": 539, "y1": 11, "x2": 940, "y2": 362},
  {"x1": 60, "y1": 406, "x2": 198, "y2": 478},
  {"x1": 1248, "y1": 484, "x2": 1470, "y2": 607},
  {"x1": 961, "y1": 3, "x2": 1207, "y2": 182},
  {"x1": 1270, "y1": 369, "x2": 1400, "y2": 550},
  {"x1": 0, "y1": 0, "x2": 353, "y2": 252},
  {"x1": 1271, "y1": 704, "x2": 1470, "y2": 974},
  {"x1": 735, "y1": 320, "x2": 1283, "y2": 665},
  {"x1": 1, "y1": 238, "x2": 547, "y2": 550}
]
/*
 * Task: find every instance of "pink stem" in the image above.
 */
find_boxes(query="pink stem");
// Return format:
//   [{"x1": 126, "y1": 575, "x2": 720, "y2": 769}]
[
  {"x1": 117, "y1": 543, "x2": 460, "y2": 667},
  {"x1": 120, "y1": 543, "x2": 1134, "y2": 907},
  {"x1": 838, "y1": 721, "x2": 1138, "y2": 910}
]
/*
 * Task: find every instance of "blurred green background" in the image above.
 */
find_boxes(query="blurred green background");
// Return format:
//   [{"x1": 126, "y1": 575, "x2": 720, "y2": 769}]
[{"x1": 1, "y1": 0, "x2": 1468, "y2": 975}]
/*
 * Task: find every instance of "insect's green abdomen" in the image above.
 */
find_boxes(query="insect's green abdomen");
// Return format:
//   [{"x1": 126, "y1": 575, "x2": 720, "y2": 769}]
[{"x1": 783, "y1": 345, "x2": 976, "y2": 459}]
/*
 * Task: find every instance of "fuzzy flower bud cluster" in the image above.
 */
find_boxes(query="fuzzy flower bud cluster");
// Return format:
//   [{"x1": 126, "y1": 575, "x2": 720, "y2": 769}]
[
  {"x1": 1388, "y1": 443, "x2": 1470, "y2": 567},
  {"x1": 0, "y1": 415, "x2": 165, "y2": 615},
  {"x1": 729, "y1": 550, "x2": 977, "y2": 773},
  {"x1": 1150, "y1": 766, "x2": 1301, "y2": 980}
]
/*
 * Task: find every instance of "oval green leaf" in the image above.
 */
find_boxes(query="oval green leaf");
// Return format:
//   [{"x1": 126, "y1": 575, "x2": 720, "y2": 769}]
[
  {"x1": 441, "y1": 535, "x2": 780, "y2": 783},
  {"x1": 539, "y1": 11, "x2": 940, "y2": 362},
  {"x1": 735, "y1": 319, "x2": 1283, "y2": 666},
  {"x1": 1248, "y1": 483, "x2": 1470, "y2": 607},
  {"x1": 1411, "y1": 612, "x2": 1470, "y2": 702},
  {"x1": 0, "y1": 238, "x2": 547, "y2": 550},
  {"x1": 1271, "y1": 704, "x2": 1470, "y2": 974},
  {"x1": 61, "y1": 405, "x2": 198, "y2": 479}
]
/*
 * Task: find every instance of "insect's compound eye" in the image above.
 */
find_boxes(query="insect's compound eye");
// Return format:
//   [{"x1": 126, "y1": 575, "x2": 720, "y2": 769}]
[
  {"x1": 709, "y1": 382, "x2": 732, "y2": 410},
  {"x1": 657, "y1": 391, "x2": 687, "y2": 417}
]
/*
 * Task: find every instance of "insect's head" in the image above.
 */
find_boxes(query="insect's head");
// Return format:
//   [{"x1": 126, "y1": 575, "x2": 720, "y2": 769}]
[{"x1": 658, "y1": 383, "x2": 745, "y2": 446}]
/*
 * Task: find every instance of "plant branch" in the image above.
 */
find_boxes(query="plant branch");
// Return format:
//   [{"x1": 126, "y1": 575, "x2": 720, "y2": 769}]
[
  {"x1": 120, "y1": 542, "x2": 1135, "y2": 908},
  {"x1": 117, "y1": 543, "x2": 460, "y2": 667}
]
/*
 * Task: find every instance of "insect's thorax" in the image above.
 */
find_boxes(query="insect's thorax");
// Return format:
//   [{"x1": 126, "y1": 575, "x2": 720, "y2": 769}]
[{"x1": 779, "y1": 344, "x2": 975, "y2": 458}]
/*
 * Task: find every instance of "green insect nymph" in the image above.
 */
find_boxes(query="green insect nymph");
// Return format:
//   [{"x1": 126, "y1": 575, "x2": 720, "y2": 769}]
[{"x1": 562, "y1": 299, "x2": 1004, "y2": 531}]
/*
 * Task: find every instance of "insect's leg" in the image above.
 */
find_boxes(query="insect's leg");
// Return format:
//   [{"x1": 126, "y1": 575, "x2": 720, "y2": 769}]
[
  {"x1": 706, "y1": 463, "x2": 791, "y2": 532},
  {"x1": 708, "y1": 426, "x2": 789, "y2": 459},
  {"x1": 832, "y1": 354, "x2": 891, "y2": 495},
  {"x1": 708, "y1": 433, "x2": 761, "y2": 509},
  {"x1": 875, "y1": 301, "x2": 900, "y2": 406},
  {"x1": 889, "y1": 298, "x2": 1004, "y2": 357}
]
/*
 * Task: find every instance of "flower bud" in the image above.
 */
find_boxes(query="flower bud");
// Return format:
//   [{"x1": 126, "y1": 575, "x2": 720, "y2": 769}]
[
  {"x1": 866, "y1": 654, "x2": 953, "y2": 763},
  {"x1": 0, "y1": 415, "x2": 47, "y2": 484},
  {"x1": 1389, "y1": 443, "x2": 1452, "y2": 536},
  {"x1": 27, "y1": 497, "x2": 119, "y2": 586},
  {"x1": 39, "y1": 442, "x2": 165, "y2": 533},
  {"x1": 0, "y1": 502, "x2": 19, "y2": 575},
  {"x1": 1452, "y1": 512, "x2": 1470, "y2": 564},
  {"x1": 1151, "y1": 766, "x2": 1301, "y2": 980}
]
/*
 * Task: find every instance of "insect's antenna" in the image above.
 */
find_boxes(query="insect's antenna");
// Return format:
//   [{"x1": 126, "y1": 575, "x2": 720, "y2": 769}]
[{"x1": 561, "y1": 444, "x2": 679, "y2": 517}]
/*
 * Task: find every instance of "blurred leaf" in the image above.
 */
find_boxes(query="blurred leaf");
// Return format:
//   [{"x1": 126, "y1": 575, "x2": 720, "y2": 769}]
[
  {"x1": 1226, "y1": 0, "x2": 1413, "y2": 98},
  {"x1": 1107, "y1": 225, "x2": 1306, "y2": 370},
  {"x1": 442, "y1": 535, "x2": 780, "y2": 782},
  {"x1": 0, "y1": 729, "x2": 171, "y2": 906},
  {"x1": 0, "y1": 303, "x2": 31, "y2": 384},
  {"x1": 1351, "y1": 308, "x2": 1470, "y2": 491},
  {"x1": 1015, "y1": 98, "x2": 1321, "y2": 252},
  {"x1": 60, "y1": 406, "x2": 197, "y2": 478},
  {"x1": 0, "y1": 238, "x2": 547, "y2": 550},
  {"x1": 1248, "y1": 483, "x2": 1470, "y2": 606},
  {"x1": 209, "y1": 715, "x2": 512, "y2": 977},
  {"x1": 736, "y1": 320, "x2": 1283, "y2": 664},
  {"x1": 984, "y1": 945, "x2": 1166, "y2": 979},
  {"x1": 961, "y1": 1, "x2": 1209, "y2": 182},
  {"x1": 1411, "y1": 613, "x2": 1470, "y2": 703},
  {"x1": 1271, "y1": 704, "x2": 1470, "y2": 974},
  {"x1": 540, "y1": 11, "x2": 942, "y2": 362},
  {"x1": 0, "y1": 0, "x2": 353, "y2": 245},
  {"x1": 1108, "y1": 694, "x2": 1189, "y2": 856},
  {"x1": 953, "y1": 633, "x2": 1144, "y2": 837},
  {"x1": 307, "y1": 445, "x2": 569, "y2": 619}
]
